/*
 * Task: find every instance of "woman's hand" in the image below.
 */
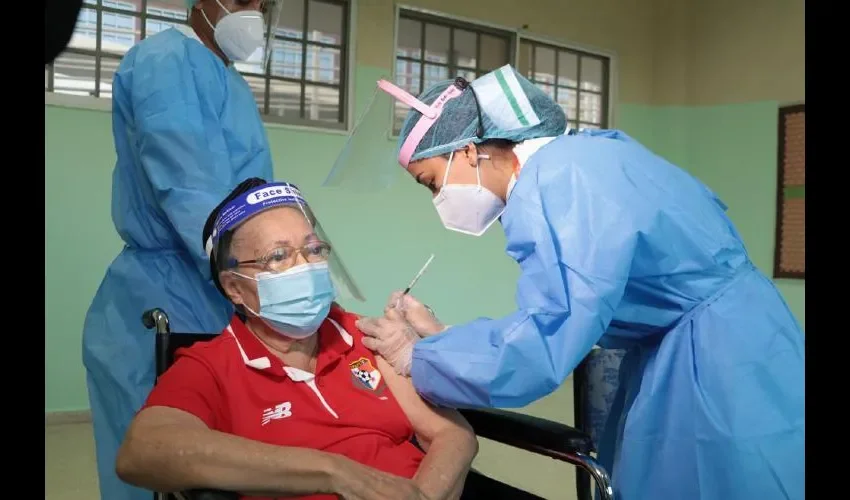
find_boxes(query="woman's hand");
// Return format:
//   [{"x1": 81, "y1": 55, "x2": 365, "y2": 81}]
[
  {"x1": 385, "y1": 291, "x2": 445, "y2": 338},
  {"x1": 331, "y1": 455, "x2": 430, "y2": 500}
]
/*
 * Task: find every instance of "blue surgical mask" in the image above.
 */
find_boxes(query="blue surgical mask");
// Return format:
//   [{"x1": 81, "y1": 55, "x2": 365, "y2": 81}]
[{"x1": 233, "y1": 262, "x2": 337, "y2": 339}]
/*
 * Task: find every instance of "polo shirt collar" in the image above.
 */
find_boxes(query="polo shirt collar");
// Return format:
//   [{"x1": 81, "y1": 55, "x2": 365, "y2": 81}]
[{"x1": 226, "y1": 313, "x2": 355, "y2": 379}]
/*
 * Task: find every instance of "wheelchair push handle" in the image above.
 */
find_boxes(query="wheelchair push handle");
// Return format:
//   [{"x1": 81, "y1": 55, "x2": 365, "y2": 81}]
[{"x1": 142, "y1": 308, "x2": 170, "y2": 335}]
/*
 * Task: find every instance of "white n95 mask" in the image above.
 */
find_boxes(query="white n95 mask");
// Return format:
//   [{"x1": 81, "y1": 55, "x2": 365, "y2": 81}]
[
  {"x1": 433, "y1": 150, "x2": 506, "y2": 237},
  {"x1": 202, "y1": 0, "x2": 265, "y2": 62}
]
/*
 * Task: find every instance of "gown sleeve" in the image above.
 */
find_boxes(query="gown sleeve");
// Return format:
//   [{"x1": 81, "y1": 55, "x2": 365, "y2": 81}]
[{"x1": 410, "y1": 147, "x2": 641, "y2": 408}]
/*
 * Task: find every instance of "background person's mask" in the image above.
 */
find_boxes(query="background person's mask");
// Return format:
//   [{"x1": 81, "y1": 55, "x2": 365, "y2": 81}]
[
  {"x1": 237, "y1": 262, "x2": 338, "y2": 339},
  {"x1": 433, "y1": 150, "x2": 506, "y2": 236},
  {"x1": 202, "y1": 0, "x2": 265, "y2": 62}
]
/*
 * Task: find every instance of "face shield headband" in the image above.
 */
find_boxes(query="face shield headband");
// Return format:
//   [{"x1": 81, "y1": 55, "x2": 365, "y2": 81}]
[
  {"x1": 205, "y1": 182, "x2": 310, "y2": 260},
  {"x1": 380, "y1": 77, "x2": 486, "y2": 169},
  {"x1": 204, "y1": 181, "x2": 366, "y2": 302}
]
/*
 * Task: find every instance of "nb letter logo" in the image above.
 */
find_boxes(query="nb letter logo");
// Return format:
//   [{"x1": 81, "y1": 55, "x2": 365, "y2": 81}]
[{"x1": 261, "y1": 402, "x2": 292, "y2": 426}]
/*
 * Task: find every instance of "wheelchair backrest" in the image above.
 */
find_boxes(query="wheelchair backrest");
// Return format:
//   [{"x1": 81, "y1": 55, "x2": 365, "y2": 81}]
[{"x1": 155, "y1": 332, "x2": 220, "y2": 379}]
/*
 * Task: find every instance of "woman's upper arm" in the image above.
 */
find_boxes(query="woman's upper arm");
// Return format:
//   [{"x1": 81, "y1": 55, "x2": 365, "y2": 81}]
[
  {"x1": 376, "y1": 356, "x2": 473, "y2": 444},
  {"x1": 140, "y1": 349, "x2": 225, "y2": 430}
]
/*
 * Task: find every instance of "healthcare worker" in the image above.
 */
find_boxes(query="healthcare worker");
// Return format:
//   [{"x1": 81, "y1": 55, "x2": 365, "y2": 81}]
[
  {"x1": 348, "y1": 66, "x2": 805, "y2": 499},
  {"x1": 81, "y1": 1, "x2": 280, "y2": 499}
]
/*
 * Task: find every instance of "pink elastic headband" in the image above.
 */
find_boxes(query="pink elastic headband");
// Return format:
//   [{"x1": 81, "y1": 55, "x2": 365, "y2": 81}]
[{"x1": 377, "y1": 79, "x2": 464, "y2": 169}]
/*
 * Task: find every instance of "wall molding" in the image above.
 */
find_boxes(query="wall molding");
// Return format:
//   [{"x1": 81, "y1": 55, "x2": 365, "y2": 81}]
[
  {"x1": 45, "y1": 410, "x2": 92, "y2": 426},
  {"x1": 44, "y1": 91, "x2": 349, "y2": 136}
]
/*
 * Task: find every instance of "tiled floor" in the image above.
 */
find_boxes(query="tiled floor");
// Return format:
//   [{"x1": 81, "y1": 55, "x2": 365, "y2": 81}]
[{"x1": 46, "y1": 422, "x2": 100, "y2": 500}]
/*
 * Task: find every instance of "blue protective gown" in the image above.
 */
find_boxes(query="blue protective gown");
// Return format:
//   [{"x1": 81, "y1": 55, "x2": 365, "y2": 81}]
[
  {"x1": 81, "y1": 27, "x2": 273, "y2": 500},
  {"x1": 411, "y1": 130, "x2": 804, "y2": 499}
]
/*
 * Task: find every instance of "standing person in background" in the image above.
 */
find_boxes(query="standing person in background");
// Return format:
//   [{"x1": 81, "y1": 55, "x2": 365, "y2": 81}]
[{"x1": 82, "y1": 1, "x2": 276, "y2": 498}]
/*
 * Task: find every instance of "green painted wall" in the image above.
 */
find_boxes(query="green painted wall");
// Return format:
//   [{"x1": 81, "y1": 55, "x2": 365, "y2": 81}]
[{"x1": 46, "y1": 106, "x2": 123, "y2": 413}]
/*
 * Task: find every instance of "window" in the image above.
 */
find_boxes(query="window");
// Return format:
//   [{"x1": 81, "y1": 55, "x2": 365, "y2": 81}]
[
  {"x1": 393, "y1": 10, "x2": 514, "y2": 134},
  {"x1": 393, "y1": 9, "x2": 612, "y2": 135},
  {"x1": 45, "y1": 0, "x2": 351, "y2": 129},
  {"x1": 239, "y1": 0, "x2": 349, "y2": 127},
  {"x1": 45, "y1": 0, "x2": 142, "y2": 99},
  {"x1": 774, "y1": 104, "x2": 805, "y2": 279},
  {"x1": 518, "y1": 39, "x2": 609, "y2": 130}
]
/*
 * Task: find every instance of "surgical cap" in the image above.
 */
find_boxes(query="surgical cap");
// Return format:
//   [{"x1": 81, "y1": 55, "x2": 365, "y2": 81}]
[
  {"x1": 398, "y1": 65, "x2": 567, "y2": 163},
  {"x1": 185, "y1": 0, "x2": 197, "y2": 7}
]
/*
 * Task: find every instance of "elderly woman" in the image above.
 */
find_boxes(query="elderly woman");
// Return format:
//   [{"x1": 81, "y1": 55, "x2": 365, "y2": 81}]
[{"x1": 115, "y1": 178, "x2": 479, "y2": 500}]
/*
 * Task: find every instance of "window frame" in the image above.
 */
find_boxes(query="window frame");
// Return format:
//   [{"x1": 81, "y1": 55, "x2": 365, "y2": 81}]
[
  {"x1": 238, "y1": 0, "x2": 352, "y2": 130},
  {"x1": 395, "y1": 10, "x2": 517, "y2": 93},
  {"x1": 389, "y1": 4, "x2": 618, "y2": 140},
  {"x1": 773, "y1": 102, "x2": 806, "y2": 280},
  {"x1": 517, "y1": 35, "x2": 612, "y2": 130},
  {"x1": 45, "y1": 0, "x2": 357, "y2": 135}
]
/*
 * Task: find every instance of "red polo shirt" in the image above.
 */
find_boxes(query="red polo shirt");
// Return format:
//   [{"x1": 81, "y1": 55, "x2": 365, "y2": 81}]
[{"x1": 142, "y1": 304, "x2": 425, "y2": 500}]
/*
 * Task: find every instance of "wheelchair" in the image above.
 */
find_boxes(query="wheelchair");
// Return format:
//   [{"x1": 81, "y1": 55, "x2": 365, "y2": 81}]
[{"x1": 142, "y1": 308, "x2": 614, "y2": 500}]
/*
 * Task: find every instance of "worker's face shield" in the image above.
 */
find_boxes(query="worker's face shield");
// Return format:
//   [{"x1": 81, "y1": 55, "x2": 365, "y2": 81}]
[
  {"x1": 322, "y1": 78, "x2": 469, "y2": 190},
  {"x1": 207, "y1": 183, "x2": 365, "y2": 302},
  {"x1": 259, "y1": 0, "x2": 285, "y2": 69}
]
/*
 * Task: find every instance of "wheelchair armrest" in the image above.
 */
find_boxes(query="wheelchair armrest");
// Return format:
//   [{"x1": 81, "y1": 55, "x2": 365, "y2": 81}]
[
  {"x1": 179, "y1": 489, "x2": 240, "y2": 500},
  {"x1": 459, "y1": 408, "x2": 595, "y2": 456}
]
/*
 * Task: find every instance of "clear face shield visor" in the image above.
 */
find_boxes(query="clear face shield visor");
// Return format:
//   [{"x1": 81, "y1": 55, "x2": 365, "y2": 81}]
[
  {"x1": 322, "y1": 77, "x2": 477, "y2": 190},
  {"x1": 259, "y1": 0, "x2": 285, "y2": 69},
  {"x1": 207, "y1": 184, "x2": 365, "y2": 302}
]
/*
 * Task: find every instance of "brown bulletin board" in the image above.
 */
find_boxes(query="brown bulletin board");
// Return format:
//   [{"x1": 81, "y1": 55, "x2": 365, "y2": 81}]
[{"x1": 773, "y1": 104, "x2": 805, "y2": 279}]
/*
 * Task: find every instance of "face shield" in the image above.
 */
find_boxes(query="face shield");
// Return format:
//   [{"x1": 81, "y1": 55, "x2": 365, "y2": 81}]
[
  {"x1": 322, "y1": 77, "x2": 476, "y2": 190},
  {"x1": 205, "y1": 182, "x2": 365, "y2": 302},
  {"x1": 322, "y1": 65, "x2": 567, "y2": 191},
  {"x1": 260, "y1": 0, "x2": 285, "y2": 69}
]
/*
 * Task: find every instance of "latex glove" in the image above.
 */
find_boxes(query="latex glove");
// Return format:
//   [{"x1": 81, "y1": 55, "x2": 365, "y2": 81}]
[
  {"x1": 386, "y1": 291, "x2": 446, "y2": 338},
  {"x1": 356, "y1": 307, "x2": 419, "y2": 376}
]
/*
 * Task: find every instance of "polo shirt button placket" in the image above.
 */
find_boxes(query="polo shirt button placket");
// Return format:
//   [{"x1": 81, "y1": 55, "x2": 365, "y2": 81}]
[{"x1": 299, "y1": 374, "x2": 339, "y2": 419}]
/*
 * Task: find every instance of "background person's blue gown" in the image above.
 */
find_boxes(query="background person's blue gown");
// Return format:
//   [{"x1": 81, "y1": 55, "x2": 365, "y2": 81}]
[
  {"x1": 82, "y1": 28, "x2": 273, "y2": 500},
  {"x1": 410, "y1": 130, "x2": 804, "y2": 499}
]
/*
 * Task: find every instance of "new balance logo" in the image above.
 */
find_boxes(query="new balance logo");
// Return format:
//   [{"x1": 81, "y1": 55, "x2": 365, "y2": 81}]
[{"x1": 261, "y1": 402, "x2": 292, "y2": 426}]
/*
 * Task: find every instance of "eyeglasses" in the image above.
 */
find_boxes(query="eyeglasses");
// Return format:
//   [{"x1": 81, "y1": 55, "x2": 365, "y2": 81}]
[{"x1": 228, "y1": 240, "x2": 332, "y2": 273}]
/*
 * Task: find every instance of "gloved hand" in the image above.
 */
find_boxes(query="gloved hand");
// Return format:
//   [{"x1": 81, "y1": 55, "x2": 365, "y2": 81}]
[
  {"x1": 356, "y1": 307, "x2": 419, "y2": 376},
  {"x1": 385, "y1": 291, "x2": 446, "y2": 338}
]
